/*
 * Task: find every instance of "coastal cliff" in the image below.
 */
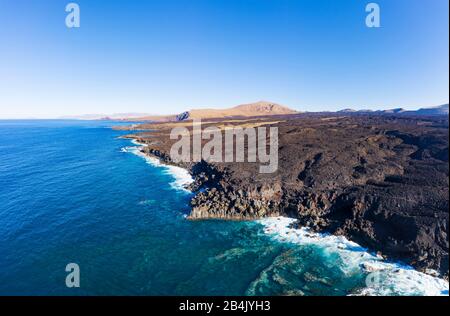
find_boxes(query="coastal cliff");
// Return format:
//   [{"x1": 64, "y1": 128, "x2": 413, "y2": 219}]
[{"x1": 121, "y1": 114, "x2": 449, "y2": 278}]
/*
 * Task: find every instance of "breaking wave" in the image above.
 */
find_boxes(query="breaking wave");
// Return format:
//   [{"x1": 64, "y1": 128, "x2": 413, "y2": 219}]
[
  {"x1": 258, "y1": 217, "x2": 449, "y2": 296},
  {"x1": 121, "y1": 140, "x2": 193, "y2": 192}
]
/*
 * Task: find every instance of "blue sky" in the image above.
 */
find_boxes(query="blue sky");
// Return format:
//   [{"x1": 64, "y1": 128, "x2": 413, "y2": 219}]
[{"x1": 0, "y1": 0, "x2": 448, "y2": 118}]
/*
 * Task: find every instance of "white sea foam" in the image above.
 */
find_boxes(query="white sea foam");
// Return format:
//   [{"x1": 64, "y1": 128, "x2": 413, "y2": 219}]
[
  {"x1": 130, "y1": 139, "x2": 148, "y2": 147},
  {"x1": 258, "y1": 216, "x2": 449, "y2": 296},
  {"x1": 122, "y1": 140, "x2": 193, "y2": 192}
]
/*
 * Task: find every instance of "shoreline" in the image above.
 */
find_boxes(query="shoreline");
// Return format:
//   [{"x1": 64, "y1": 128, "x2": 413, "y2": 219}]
[
  {"x1": 259, "y1": 217, "x2": 448, "y2": 296},
  {"x1": 126, "y1": 115, "x2": 447, "y2": 279},
  {"x1": 122, "y1": 136, "x2": 449, "y2": 291},
  {"x1": 121, "y1": 138, "x2": 194, "y2": 192}
]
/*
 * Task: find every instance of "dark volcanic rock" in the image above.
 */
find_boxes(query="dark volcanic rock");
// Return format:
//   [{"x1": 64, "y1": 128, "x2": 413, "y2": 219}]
[
  {"x1": 176, "y1": 111, "x2": 190, "y2": 121},
  {"x1": 125, "y1": 114, "x2": 449, "y2": 277}
]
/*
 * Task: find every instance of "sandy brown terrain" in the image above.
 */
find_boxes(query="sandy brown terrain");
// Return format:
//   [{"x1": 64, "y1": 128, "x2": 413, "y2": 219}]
[{"x1": 130, "y1": 101, "x2": 297, "y2": 122}]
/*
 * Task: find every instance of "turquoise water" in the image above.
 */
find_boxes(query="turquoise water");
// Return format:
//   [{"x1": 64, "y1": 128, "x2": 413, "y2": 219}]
[{"x1": 0, "y1": 120, "x2": 447, "y2": 296}]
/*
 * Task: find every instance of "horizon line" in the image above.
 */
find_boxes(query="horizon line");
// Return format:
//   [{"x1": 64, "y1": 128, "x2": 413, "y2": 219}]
[{"x1": 0, "y1": 102, "x2": 448, "y2": 120}]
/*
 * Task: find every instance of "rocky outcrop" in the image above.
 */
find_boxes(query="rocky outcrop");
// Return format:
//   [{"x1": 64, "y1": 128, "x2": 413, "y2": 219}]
[
  {"x1": 189, "y1": 184, "x2": 283, "y2": 220},
  {"x1": 126, "y1": 114, "x2": 449, "y2": 278}
]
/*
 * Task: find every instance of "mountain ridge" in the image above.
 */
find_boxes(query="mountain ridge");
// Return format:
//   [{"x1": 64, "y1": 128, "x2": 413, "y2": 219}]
[{"x1": 59, "y1": 103, "x2": 449, "y2": 121}]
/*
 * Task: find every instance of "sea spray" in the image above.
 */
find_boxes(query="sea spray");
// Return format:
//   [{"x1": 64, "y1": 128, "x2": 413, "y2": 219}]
[
  {"x1": 258, "y1": 217, "x2": 449, "y2": 296},
  {"x1": 122, "y1": 140, "x2": 194, "y2": 192}
]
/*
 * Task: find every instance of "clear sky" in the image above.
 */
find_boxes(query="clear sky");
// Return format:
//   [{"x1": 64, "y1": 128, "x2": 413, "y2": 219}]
[{"x1": 0, "y1": 0, "x2": 448, "y2": 118}]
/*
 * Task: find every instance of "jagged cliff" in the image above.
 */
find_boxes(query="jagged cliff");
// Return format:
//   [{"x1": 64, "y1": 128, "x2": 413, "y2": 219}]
[{"x1": 122, "y1": 114, "x2": 449, "y2": 277}]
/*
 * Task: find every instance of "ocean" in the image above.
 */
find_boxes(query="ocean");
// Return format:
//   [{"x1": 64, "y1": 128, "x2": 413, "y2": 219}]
[{"x1": 0, "y1": 120, "x2": 447, "y2": 296}]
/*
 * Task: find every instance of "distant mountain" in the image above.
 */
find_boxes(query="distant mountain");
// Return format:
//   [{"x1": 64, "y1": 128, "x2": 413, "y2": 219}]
[
  {"x1": 60, "y1": 103, "x2": 448, "y2": 122},
  {"x1": 411, "y1": 104, "x2": 449, "y2": 116},
  {"x1": 59, "y1": 114, "x2": 107, "y2": 120},
  {"x1": 382, "y1": 108, "x2": 406, "y2": 114},
  {"x1": 60, "y1": 113, "x2": 152, "y2": 120},
  {"x1": 187, "y1": 101, "x2": 297, "y2": 120},
  {"x1": 376, "y1": 104, "x2": 449, "y2": 116},
  {"x1": 336, "y1": 104, "x2": 449, "y2": 117},
  {"x1": 135, "y1": 101, "x2": 298, "y2": 121}
]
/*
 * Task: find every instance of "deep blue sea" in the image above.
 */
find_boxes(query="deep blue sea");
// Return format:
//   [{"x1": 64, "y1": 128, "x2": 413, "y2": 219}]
[{"x1": 0, "y1": 120, "x2": 447, "y2": 296}]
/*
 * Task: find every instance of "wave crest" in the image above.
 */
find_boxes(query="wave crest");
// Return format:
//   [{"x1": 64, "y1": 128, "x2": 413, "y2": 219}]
[
  {"x1": 121, "y1": 140, "x2": 193, "y2": 192},
  {"x1": 258, "y1": 217, "x2": 449, "y2": 296}
]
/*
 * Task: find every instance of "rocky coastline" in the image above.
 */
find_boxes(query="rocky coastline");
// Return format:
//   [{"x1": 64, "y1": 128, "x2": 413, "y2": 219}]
[{"x1": 120, "y1": 114, "x2": 449, "y2": 278}]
